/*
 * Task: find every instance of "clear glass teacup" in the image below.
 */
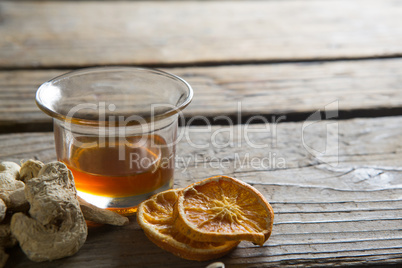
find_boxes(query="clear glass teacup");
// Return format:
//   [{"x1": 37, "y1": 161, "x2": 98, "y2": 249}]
[{"x1": 36, "y1": 67, "x2": 193, "y2": 215}]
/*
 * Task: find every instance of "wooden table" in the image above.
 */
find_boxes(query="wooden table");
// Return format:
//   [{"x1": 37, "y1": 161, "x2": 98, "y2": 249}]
[{"x1": 1, "y1": 1, "x2": 402, "y2": 267}]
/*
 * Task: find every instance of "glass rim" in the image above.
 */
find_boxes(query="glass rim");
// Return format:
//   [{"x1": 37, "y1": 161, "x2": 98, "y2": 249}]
[{"x1": 35, "y1": 66, "x2": 193, "y2": 127}]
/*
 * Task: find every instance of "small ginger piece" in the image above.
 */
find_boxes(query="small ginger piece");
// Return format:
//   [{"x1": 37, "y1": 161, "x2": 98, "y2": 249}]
[
  {"x1": 3, "y1": 159, "x2": 45, "y2": 212},
  {"x1": 10, "y1": 162, "x2": 87, "y2": 262},
  {"x1": 0, "y1": 188, "x2": 28, "y2": 213},
  {"x1": 0, "y1": 162, "x2": 23, "y2": 192},
  {"x1": 0, "y1": 161, "x2": 28, "y2": 213},
  {"x1": 1, "y1": 159, "x2": 46, "y2": 212},
  {"x1": 19, "y1": 160, "x2": 44, "y2": 183},
  {"x1": 78, "y1": 196, "x2": 129, "y2": 226},
  {"x1": 206, "y1": 262, "x2": 225, "y2": 268}
]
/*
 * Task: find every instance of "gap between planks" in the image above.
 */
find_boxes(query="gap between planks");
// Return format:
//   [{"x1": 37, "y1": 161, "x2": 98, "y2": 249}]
[
  {"x1": 2, "y1": 54, "x2": 402, "y2": 72},
  {"x1": 2, "y1": 58, "x2": 402, "y2": 134}
]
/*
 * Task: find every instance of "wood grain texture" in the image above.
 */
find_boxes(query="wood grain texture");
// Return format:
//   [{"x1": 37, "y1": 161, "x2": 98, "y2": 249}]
[
  {"x1": 1, "y1": 0, "x2": 402, "y2": 68},
  {"x1": 2, "y1": 58, "x2": 402, "y2": 130},
  {"x1": 1, "y1": 116, "x2": 402, "y2": 267}
]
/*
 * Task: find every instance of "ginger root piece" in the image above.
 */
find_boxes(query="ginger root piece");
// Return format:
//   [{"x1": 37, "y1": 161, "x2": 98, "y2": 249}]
[
  {"x1": 0, "y1": 200, "x2": 5, "y2": 223},
  {"x1": 0, "y1": 162, "x2": 23, "y2": 192},
  {"x1": 19, "y1": 160, "x2": 44, "y2": 183},
  {"x1": 0, "y1": 161, "x2": 28, "y2": 213},
  {"x1": 1, "y1": 159, "x2": 46, "y2": 212},
  {"x1": 10, "y1": 162, "x2": 87, "y2": 262},
  {"x1": 78, "y1": 196, "x2": 129, "y2": 226},
  {"x1": 0, "y1": 188, "x2": 28, "y2": 212}
]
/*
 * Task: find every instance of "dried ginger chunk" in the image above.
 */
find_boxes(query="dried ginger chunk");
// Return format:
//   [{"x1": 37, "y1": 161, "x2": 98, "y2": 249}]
[
  {"x1": 1, "y1": 159, "x2": 45, "y2": 212},
  {"x1": 0, "y1": 161, "x2": 28, "y2": 213},
  {"x1": 10, "y1": 162, "x2": 87, "y2": 262},
  {"x1": 0, "y1": 162, "x2": 22, "y2": 191},
  {"x1": 19, "y1": 159, "x2": 44, "y2": 182},
  {"x1": 78, "y1": 196, "x2": 129, "y2": 226},
  {"x1": 0, "y1": 188, "x2": 28, "y2": 212}
]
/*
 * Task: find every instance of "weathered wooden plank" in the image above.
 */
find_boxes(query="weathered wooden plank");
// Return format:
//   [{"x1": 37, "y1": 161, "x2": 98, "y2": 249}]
[
  {"x1": 2, "y1": 58, "x2": 402, "y2": 131},
  {"x1": 1, "y1": 116, "x2": 402, "y2": 267},
  {"x1": 1, "y1": 1, "x2": 402, "y2": 68}
]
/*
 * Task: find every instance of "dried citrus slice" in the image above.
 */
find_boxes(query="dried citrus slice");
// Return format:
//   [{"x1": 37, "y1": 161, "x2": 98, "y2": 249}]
[
  {"x1": 174, "y1": 176, "x2": 274, "y2": 246},
  {"x1": 136, "y1": 189, "x2": 239, "y2": 261}
]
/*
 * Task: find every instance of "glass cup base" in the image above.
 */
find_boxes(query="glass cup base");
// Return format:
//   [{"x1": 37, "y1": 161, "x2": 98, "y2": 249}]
[{"x1": 77, "y1": 179, "x2": 174, "y2": 216}]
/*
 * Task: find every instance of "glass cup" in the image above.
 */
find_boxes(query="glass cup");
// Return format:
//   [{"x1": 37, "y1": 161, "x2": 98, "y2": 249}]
[{"x1": 36, "y1": 67, "x2": 193, "y2": 215}]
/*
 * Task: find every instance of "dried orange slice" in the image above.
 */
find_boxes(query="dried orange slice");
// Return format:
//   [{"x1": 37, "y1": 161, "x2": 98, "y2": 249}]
[
  {"x1": 136, "y1": 189, "x2": 239, "y2": 261},
  {"x1": 174, "y1": 176, "x2": 274, "y2": 246}
]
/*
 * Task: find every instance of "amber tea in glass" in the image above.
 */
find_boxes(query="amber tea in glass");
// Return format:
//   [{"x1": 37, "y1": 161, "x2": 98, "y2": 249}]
[
  {"x1": 36, "y1": 67, "x2": 193, "y2": 215},
  {"x1": 63, "y1": 135, "x2": 173, "y2": 199}
]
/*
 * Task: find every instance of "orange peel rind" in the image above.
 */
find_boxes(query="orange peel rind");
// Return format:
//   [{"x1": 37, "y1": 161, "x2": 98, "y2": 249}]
[
  {"x1": 174, "y1": 176, "x2": 274, "y2": 246},
  {"x1": 136, "y1": 189, "x2": 239, "y2": 261}
]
